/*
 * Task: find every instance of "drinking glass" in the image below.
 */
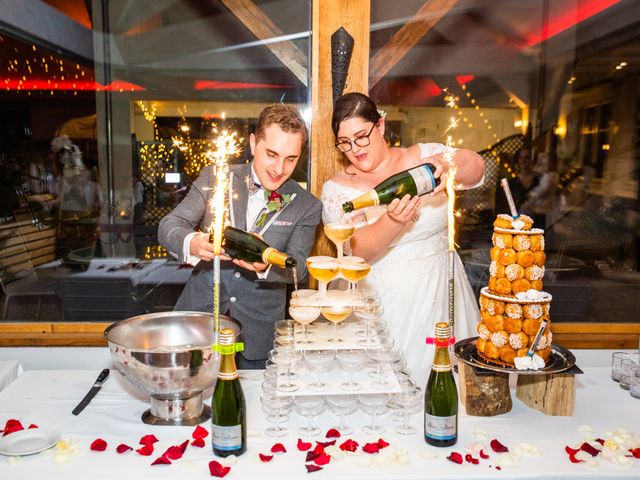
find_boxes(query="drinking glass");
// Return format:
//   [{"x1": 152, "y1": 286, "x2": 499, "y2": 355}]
[
  {"x1": 611, "y1": 351, "x2": 627, "y2": 382},
  {"x1": 629, "y1": 365, "x2": 640, "y2": 399},
  {"x1": 339, "y1": 259, "x2": 371, "y2": 294},
  {"x1": 323, "y1": 222, "x2": 356, "y2": 261},
  {"x1": 304, "y1": 349, "x2": 335, "y2": 392},
  {"x1": 268, "y1": 347, "x2": 302, "y2": 392},
  {"x1": 366, "y1": 337, "x2": 396, "y2": 388},
  {"x1": 392, "y1": 386, "x2": 423, "y2": 435},
  {"x1": 620, "y1": 355, "x2": 639, "y2": 390},
  {"x1": 326, "y1": 395, "x2": 358, "y2": 435},
  {"x1": 308, "y1": 260, "x2": 340, "y2": 296},
  {"x1": 260, "y1": 392, "x2": 293, "y2": 437},
  {"x1": 289, "y1": 295, "x2": 320, "y2": 345},
  {"x1": 358, "y1": 394, "x2": 389, "y2": 435},
  {"x1": 264, "y1": 360, "x2": 298, "y2": 382},
  {"x1": 336, "y1": 349, "x2": 367, "y2": 391},
  {"x1": 321, "y1": 305, "x2": 352, "y2": 343},
  {"x1": 294, "y1": 395, "x2": 325, "y2": 437}
]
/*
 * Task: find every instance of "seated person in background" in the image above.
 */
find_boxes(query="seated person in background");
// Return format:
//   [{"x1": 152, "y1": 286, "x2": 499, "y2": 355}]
[{"x1": 158, "y1": 104, "x2": 322, "y2": 369}]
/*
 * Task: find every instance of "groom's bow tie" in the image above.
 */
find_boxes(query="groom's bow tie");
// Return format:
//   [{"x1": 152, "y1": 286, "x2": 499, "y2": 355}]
[{"x1": 248, "y1": 181, "x2": 262, "y2": 195}]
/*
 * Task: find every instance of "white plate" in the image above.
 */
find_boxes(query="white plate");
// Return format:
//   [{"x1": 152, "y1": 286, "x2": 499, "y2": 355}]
[{"x1": 0, "y1": 427, "x2": 60, "y2": 456}]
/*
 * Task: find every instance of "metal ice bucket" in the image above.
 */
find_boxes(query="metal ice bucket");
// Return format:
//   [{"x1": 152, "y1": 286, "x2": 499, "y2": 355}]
[{"x1": 105, "y1": 311, "x2": 240, "y2": 426}]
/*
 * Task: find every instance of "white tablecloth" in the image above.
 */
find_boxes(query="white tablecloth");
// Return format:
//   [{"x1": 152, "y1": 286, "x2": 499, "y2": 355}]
[
  {"x1": 0, "y1": 360, "x2": 22, "y2": 392},
  {"x1": 0, "y1": 366, "x2": 638, "y2": 479}
]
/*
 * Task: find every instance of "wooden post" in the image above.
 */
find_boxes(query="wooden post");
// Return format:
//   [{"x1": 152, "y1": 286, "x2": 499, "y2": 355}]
[
  {"x1": 516, "y1": 373, "x2": 575, "y2": 416},
  {"x1": 309, "y1": 0, "x2": 370, "y2": 257},
  {"x1": 457, "y1": 359, "x2": 512, "y2": 416}
]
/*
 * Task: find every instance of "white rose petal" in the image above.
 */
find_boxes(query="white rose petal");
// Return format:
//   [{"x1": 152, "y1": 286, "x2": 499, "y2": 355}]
[
  {"x1": 614, "y1": 455, "x2": 633, "y2": 469},
  {"x1": 575, "y1": 450, "x2": 593, "y2": 462},
  {"x1": 325, "y1": 446, "x2": 345, "y2": 461},
  {"x1": 418, "y1": 449, "x2": 439, "y2": 460},
  {"x1": 474, "y1": 430, "x2": 490, "y2": 439},
  {"x1": 354, "y1": 455, "x2": 373, "y2": 467},
  {"x1": 374, "y1": 454, "x2": 391, "y2": 466},
  {"x1": 222, "y1": 455, "x2": 238, "y2": 466},
  {"x1": 53, "y1": 453, "x2": 70, "y2": 464},
  {"x1": 495, "y1": 453, "x2": 518, "y2": 468}
]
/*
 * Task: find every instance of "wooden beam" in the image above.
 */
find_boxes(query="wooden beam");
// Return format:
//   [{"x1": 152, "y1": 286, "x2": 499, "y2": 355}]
[
  {"x1": 369, "y1": 0, "x2": 458, "y2": 88},
  {"x1": 310, "y1": 0, "x2": 370, "y2": 257},
  {"x1": 220, "y1": 0, "x2": 308, "y2": 86},
  {"x1": 0, "y1": 323, "x2": 110, "y2": 347}
]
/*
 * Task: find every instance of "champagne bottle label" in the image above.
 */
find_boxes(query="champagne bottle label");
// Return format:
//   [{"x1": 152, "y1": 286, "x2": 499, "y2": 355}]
[
  {"x1": 211, "y1": 424, "x2": 242, "y2": 450},
  {"x1": 408, "y1": 165, "x2": 437, "y2": 195},
  {"x1": 424, "y1": 414, "x2": 456, "y2": 441}
]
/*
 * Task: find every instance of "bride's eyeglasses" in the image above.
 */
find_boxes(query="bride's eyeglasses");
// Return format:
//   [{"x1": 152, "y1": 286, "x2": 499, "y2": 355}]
[{"x1": 335, "y1": 123, "x2": 377, "y2": 153}]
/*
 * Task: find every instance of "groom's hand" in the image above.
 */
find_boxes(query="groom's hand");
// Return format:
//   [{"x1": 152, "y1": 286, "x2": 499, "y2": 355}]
[
  {"x1": 232, "y1": 259, "x2": 268, "y2": 272},
  {"x1": 189, "y1": 233, "x2": 231, "y2": 261}
]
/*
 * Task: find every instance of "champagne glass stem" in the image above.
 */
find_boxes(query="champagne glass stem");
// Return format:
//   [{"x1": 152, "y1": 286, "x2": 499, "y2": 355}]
[
  {"x1": 371, "y1": 411, "x2": 378, "y2": 430},
  {"x1": 336, "y1": 242, "x2": 343, "y2": 262},
  {"x1": 303, "y1": 325, "x2": 309, "y2": 343},
  {"x1": 318, "y1": 281, "x2": 327, "y2": 297},
  {"x1": 332, "y1": 322, "x2": 338, "y2": 343}
]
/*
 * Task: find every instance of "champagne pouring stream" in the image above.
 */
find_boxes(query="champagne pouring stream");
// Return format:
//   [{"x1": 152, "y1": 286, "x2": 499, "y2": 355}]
[{"x1": 207, "y1": 129, "x2": 241, "y2": 358}]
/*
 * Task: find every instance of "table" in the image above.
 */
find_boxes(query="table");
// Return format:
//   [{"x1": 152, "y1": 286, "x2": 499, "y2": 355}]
[
  {"x1": 0, "y1": 360, "x2": 22, "y2": 391},
  {"x1": 1, "y1": 365, "x2": 638, "y2": 479}
]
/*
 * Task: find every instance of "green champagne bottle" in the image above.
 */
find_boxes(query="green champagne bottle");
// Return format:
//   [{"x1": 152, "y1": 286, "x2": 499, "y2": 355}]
[
  {"x1": 424, "y1": 322, "x2": 458, "y2": 447},
  {"x1": 219, "y1": 226, "x2": 297, "y2": 268},
  {"x1": 342, "y1": 163, "x2": 439, "y2": 213},
  {"x1": 211, "y1": 328, "x2": 247, "y2": 457}
]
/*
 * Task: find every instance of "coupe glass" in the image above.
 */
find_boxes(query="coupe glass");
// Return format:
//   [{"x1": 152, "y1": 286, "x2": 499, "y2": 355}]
[
  {"x1": 321, "y1": 305, "x2": 352, "y2": 343},
  {"x1": 304, "y1": 349, "x2": 335, "y2": 392},
  {"x1": 294, "y1": 395, "x2": 325, "y2": 437},
  {"x1": 289, "y1": 293, "x2": 320, "y2": 344},
  {"x1": 323, "y1": 222, "x2": 355, "y2": 261},
  {"x1": 268, "y1": 347, "x2": 302, "y2": 392},
  {"x1": 260, "y1": 392, "x2": 293, "y2": 437},
  {"x1": 339, "y1": 261, "x2": 371, "y2": 294},
  {"x1": 391, "y1": 385, "x2": 422, "y2": 435},
  {"x1": 366, "y1": 337, "x2": 396, "y2": 388},
  {"x1": 336, "y1": 349, "x2": 367, "y2": 391},
  {"x1": 358, "y1": 394, "x2": 389, "y2": 435},
  {"x1": 308, "y1": 260, "x2": 339, "y2": 296},
  {"x1": 326, "y1": 395, "x2": 358, "y2": 435},
  {"x1": 354, "y1": 290, "x2": 383, "y2": 346}
]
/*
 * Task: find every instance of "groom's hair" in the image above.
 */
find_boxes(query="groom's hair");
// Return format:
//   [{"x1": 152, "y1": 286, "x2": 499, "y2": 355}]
[{"x1": 255, "y1": 104, "x2": 308, "y2": 146}]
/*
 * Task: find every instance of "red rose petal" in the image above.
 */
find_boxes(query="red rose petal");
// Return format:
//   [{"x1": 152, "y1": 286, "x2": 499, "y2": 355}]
[
  {"x1": 630, "y1": 448, "x2": 640, "y2": 459},
  {"x1": 305, "y1": 464, "x2": 323, "y2": 473},
  {"x1": 314, "y1": 452, "x2": 331, "y2": 466},
  {"x1": 271, "y1": 443, "x2": 287, "y2": 453},
  {"x1": 193, "y1": 425, "x2": 209, "y2": 439},
  {"x1": 595, "y1": 438, "x2": 605, "y2": 446},
  {"x1": 580, "y1": 442, "x2": 600, "y2": 457},
  {"x1": 3, "y1": 424, "x2": 24, "y2": 437},
  {"x1": 259, "y1": 453, "x2": 273, "y2": 462},
  {"x1": 191, "y1": 438, "x2": 205, "y2": 448},
  {"x1": 178, "y1": 440, "x2": 189, "y2": 454},
  {"x1": 140, "y1": 434, "x2": 159, "y2": 445},
  {"x1": 568, "y1": 453, "x2": 583, "y2": 464},
  {"x1": 90, "y1": 438, "x2": 108, "y2": 452},
  {"x1": 316, "y1": 440, "x2": 336, "y2": 448},
  {"x1": 363, "y1": 442, "x2": 380, "y2": 454},
  {"x1": 28, "y1": 424, "x2": 38, "y2": 429},
  {"x1": 164, "y1": 446, "x2": 184, "y2": 460},
  {"x1": 297, "y1": 438, "x2": 312, "y2": 451},
  {"x1": 136, "y1": 444, "x2": 154, "y2": 456},
  {"x1": 339, "y1": 439, "x2": 359, "y2": 452},
  {"x1": 464, "y1": 454, "x2": 480, "y2": 465},
  {"x1": 325, "y1": 428, "x2": 341, "y2": 438},
  {"x1": 209, "y1": 460, "x2": 231, "y2": 478},
  {"x1": 2, "y1": 419, "x2": 22, "y2": 432},
  {"x1": 312, "y1": 444, "x2": 325, "y2": 455},
  {"x1": 496, "y1": 466, "x2": 502, "y2": 470},
  {"x1": 305, "y1": 451, "x2": 320, "y2": 462},
  {"x1": 151, "y1": 455, "x2": 172, "y2": 466},
  {"x1": 490, "y1": 439, "x2": 509, "y2": 453},
  {"x1": 377, "y1": 438, "x2": 390, "y2": 449},
  {"x1": 565, "y1": 445, "x2": 580, "y2": 456},
  {"x1": 479, "y1": 449, "x2": 490, "y2": 459},
  {"x1": 447, "y1": 452, "x2": 463, "y2": 464},
  {"x1": 116, "y1": 444, "x2": 133, "y2": 454}
]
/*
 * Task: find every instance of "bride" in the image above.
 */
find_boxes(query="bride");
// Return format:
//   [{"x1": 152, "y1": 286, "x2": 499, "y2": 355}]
[{"x1": 321, "y1": 92, "x2": 485, "y2": 381}]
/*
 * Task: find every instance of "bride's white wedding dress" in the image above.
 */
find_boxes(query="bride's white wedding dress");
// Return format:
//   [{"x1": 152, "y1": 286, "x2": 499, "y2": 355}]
[{"x1": 321, "y1": 143, "x2": 480, "y2": 382}]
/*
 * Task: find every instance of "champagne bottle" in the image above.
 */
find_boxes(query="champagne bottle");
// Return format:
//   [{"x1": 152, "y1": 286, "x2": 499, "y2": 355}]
[
  {"x1": 342, "y1": 163, "x2": 439, "y2": 213},
  {"x1": 424, "y1": 322, "x2": 458, "y2": 447},
  {"x1": 218, "y1": 226, "x2": 297, "y2": 268},
  {"x1": 211, "y1": 328, "x2": 247, "y2": 457}
]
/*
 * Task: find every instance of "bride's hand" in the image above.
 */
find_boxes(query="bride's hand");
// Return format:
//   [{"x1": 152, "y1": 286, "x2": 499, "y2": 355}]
[
  {"x1": 386, "y1": 194, "x2": 421, "y2": 224},
  {"x1": 424, "y1": 154, "x2": 449, "y2": 195}
]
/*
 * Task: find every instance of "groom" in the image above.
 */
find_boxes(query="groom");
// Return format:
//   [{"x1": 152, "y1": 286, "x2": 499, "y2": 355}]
[{"x1": 158, "y1": 104, "x2": 322, "y2": 368}]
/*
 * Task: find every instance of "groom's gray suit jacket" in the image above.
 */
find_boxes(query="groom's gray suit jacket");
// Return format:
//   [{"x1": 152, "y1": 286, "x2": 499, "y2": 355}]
[{"x1": 158, "y1": 162, "x2": 322, "y2": 361}]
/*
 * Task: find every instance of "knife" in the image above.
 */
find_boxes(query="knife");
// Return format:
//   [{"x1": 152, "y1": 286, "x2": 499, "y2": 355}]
[{"x1": 72, "y1": 369, "x2": 110, "y2": 416}]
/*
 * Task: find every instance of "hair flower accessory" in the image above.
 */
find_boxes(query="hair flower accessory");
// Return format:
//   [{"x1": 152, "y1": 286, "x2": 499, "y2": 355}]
[
  {"x1": 254, "y1": 190, "x2": 292, "y2": 229},
  {"x1": 377, "y1": 108, "x2": 387, "y2": 119}
]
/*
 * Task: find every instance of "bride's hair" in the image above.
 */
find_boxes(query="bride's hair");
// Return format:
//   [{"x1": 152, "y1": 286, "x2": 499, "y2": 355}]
[{"x1": 332, "y1": 92, "x2": 382, "y2": 138}]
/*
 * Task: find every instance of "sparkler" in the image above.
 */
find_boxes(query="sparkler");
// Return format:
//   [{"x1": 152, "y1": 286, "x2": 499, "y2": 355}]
[
  {"x1": 442, "y1": 90, "x2": 459, "y2": 334},
  {"x1": 207, "y1": 129, "x2": 241, "y2": 356}
]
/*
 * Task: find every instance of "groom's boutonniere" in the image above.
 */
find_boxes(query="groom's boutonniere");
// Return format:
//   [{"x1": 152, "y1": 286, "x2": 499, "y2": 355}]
[{"x1": 255, "y1": 190, "x2": 292, "y2": 229}]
